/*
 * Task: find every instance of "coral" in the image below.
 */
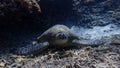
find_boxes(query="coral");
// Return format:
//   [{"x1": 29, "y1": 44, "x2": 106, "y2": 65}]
[
  {"x1": 15, "y1": 0, "x2": 41, "y2": 13},
  {"x1": 0, "y1": 45, "x2": 120, "y2": 68},
  {"x1": 83, "y1": 0, "x2": 95, "y2": 4}
]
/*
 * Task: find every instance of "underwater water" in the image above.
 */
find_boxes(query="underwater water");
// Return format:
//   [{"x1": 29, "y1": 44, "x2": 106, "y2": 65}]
[{"x1": 0, "y1": 0, "x2": 120, "y2": 68}]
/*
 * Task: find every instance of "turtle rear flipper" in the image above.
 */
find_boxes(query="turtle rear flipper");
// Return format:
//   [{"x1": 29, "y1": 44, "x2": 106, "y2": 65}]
[
  {"x1": 72, "y1": 39, "x2": 106, "y2": 47},
  {"x1": 13, "y1": 42, "x2": 49, "y2": 55}
]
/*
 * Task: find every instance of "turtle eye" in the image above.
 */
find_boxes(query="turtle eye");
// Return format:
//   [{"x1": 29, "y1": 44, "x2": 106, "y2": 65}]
[{"x1": 56, "y1": 33, "x2": 67, "y2": 40}]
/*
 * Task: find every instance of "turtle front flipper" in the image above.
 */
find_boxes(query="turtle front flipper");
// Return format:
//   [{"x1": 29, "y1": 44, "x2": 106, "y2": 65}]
[
  {"x1": 72, "y1": 39, "x2": 106, "y2": 47},
  {"x1": 13, "y1": 42, "x2": 49, "y2": 55}
]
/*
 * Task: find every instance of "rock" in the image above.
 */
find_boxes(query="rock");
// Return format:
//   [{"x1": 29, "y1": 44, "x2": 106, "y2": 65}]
[
  {"x1": 0, "y1": 59, "x2": 6, "y2": 67},
  {"x1": 16, "y1": 0, "x2": 41, "y2": 13}
]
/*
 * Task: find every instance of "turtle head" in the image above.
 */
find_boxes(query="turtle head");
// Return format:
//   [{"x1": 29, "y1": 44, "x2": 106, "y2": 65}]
[{"x1": 55, "y1": 32, "x2": 68, "y2": 45}]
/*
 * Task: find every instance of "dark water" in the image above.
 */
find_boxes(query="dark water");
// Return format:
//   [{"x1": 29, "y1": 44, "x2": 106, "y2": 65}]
[{"x1": 0, "y1": 0, "x2": 120, "y2": 48}]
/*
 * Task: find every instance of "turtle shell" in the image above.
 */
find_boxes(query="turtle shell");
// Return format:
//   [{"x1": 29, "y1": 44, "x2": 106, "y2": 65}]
[{"x1": 37, "y1": 25, "x2": 80, "y2": 47}]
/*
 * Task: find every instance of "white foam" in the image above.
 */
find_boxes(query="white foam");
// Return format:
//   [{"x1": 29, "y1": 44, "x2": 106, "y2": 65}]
[{"x1": 71, "y1": 24, "x2": 120, "y2": 40}]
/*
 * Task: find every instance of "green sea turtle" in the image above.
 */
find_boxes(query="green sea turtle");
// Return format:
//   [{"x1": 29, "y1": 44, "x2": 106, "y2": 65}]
[{"x1": 13, "y1": 25, "x2": 120, "y2": 55}]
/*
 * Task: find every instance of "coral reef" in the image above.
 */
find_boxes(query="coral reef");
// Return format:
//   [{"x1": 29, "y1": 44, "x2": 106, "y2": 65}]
[
  {"x1": 0, "y1": 0, "x2": 41, "y2": 27},
  {"x1": 16, "y1": 0, "x2": 41, "y2": 13},
  {"x1": 72, "y1": 0, "x2": 120, "y2": 27},
  {"x1": 0, "y1": 45, "x2": 120, "y2": 68}
]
